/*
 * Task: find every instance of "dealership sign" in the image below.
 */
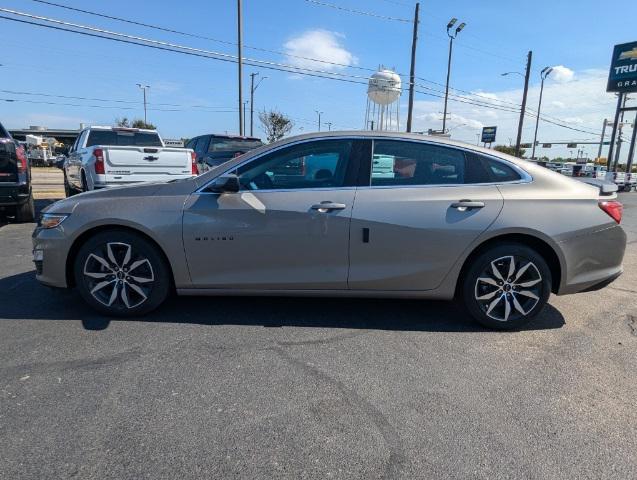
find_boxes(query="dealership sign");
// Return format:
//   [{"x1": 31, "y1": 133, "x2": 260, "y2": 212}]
[
  {"x1": 481, "y1": 126, "x2": 497, "y2": 143},
  {"x1": 607, "y1": 41, "x2": 637, "y2": 92}
]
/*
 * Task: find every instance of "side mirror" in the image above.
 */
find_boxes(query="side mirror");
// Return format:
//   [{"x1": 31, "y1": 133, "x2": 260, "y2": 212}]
[{"x1": 206, "y1": 174, "x2": 240, "y2": 193}]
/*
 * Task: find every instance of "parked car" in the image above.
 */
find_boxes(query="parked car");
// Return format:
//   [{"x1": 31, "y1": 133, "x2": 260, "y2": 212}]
[
  {"x1": 63, "y1": 126, "x2": 197, "y2": 196},
  {"x1": 33, "y1": 132, "x2": 626, "y2": 329},
  {"x1": 186, "y1": 134, "x2": 263, "y2": 173},
  {"x1": 0, "y1": 121, "x2": 35, "y2": 222}
]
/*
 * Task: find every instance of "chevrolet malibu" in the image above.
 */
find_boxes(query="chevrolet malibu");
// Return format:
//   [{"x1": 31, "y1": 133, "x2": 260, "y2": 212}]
[{"x1": 33, "y1": 132, "x2": 626, "y2": 329}]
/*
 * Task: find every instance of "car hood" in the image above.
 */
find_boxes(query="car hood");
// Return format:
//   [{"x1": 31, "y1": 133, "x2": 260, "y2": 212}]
[{"x1": 43, "y1": 181, "x2": 193, "y2": 215}]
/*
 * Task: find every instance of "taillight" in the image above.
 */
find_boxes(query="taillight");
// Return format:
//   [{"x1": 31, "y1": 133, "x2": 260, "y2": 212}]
[
  {"x1": 190, "y1": 151, "x2": 198, "y2": 175},
  {"x1": 15, "y1": 145, "x2": 27, "y2": 173},
  {"x1": 599, "y1": 200, "x2": 623, "y2": 224},
  {"x1": 94, "y1": 148, "x2": 105, "y2": 174}
]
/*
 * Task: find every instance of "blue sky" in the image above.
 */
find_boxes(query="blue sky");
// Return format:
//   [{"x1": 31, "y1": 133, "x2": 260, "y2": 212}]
[{"x1": 0, "y1": 0, "x2": 635, "y2": 159}]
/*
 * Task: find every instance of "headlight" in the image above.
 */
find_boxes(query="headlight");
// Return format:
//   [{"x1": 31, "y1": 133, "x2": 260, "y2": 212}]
[{"x1": 39, "y1": 214, "x2": 69, "y2": 229}]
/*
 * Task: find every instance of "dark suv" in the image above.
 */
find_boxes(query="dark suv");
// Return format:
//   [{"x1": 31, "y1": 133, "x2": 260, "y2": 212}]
[
  {"x1": 186, "y1": 134, "x2": 263, "y2": 173},
  {"x1": 0, "y1": 122, "x2": 34, "y2": 222}
]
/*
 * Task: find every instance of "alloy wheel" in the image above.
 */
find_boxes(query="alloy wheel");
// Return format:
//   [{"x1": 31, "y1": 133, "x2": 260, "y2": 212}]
[
  {"x1": 474, "y1": 255, "x2": 542, "y2": 323},
  {"x1": 83, "y1": 242, "x2": 154, "y2": 309}
]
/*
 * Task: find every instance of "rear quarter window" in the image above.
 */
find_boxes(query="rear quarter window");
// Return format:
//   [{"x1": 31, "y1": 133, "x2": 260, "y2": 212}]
[{"x1": 465, "y1": 151, "x2": 522, "y2": 183}]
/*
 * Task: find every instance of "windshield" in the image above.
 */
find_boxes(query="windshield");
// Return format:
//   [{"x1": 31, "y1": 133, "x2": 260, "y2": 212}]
[
  {"x1": 208, "y1": 138, "x2": 263, "y2": 153},
  {"x1": 86, "y1": 130, "x2": 163, "y2": 147}
]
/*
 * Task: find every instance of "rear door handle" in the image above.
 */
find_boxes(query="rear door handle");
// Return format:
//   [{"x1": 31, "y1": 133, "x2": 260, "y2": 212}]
[
  {"x1": 311, "y1": 202, "x2": 347, "y2": 213},
  {"x1": 451, "y1": 200, "x2": 485, "y2": 211}
]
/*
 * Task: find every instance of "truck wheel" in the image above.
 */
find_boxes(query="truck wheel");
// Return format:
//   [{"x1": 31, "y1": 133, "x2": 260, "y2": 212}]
[
  {"x1": 64, "y1": 173, "x2": 75, "y2": 197},
  {"x1": 81, "y1": 171, "x2": 89, "y2": 192},
  {"x1": 74, "y1": 230, "x2": 171, "y2": 317},
  {"x1": 15, "y1": 194, "x2": 35, "y2": 223}
]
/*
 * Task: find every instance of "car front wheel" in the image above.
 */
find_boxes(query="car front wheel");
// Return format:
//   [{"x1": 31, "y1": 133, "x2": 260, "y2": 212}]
[
  {"x1": 74, "y1": 230, "x2": 170, "y2": 317},
  {"x1": 462, "y1": 243, "x2": 552, "y2": 330}
]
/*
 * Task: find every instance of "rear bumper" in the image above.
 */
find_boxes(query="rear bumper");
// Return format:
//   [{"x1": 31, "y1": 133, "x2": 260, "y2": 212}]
[
  {"x1": 0, "y1": 184, "x2": 31, "y2": 207},
  {"x1": 94, "y1": 174, "x2": 195, "y2": 188},
  {"x1": 557, "y1": 224, "x2": 626, "y2": 295}
]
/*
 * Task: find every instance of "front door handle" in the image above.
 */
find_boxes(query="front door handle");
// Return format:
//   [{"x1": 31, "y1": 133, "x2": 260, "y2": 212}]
[
  {"x1": 311, "y1": 201, "x2": 347, "y2": 213},
  {"x1": 451, "y1": 200, "x2": 485, "y2": 211}
]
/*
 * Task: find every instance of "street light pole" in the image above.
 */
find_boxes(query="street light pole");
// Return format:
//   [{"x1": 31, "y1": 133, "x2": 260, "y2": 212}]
[
  {"x1": 237, "y1": 0, "x2": 244, "y2": 136},
  {"x1": 326, "y1": 122, "x2": 332, "y2": 131},
  {"x1": 315, "y1": 110, "x2": 323, "y2": 132},
  {"x1": 249, "y1": 73, "x2": 267, "y2": 137},
  {"x1": 442, "y1": 18, "x2": 465, "y2": 134},
  {"x1": 531, "y1": 66, "x2": 553, "y2": 160},
  {"x1": 136, "y1": 84, "x2": 150, "y2": 125}
]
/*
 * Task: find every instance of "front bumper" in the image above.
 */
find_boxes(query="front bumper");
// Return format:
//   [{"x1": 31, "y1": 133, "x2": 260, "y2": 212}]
[
  {"x1": 557, "y1": 224, "x2": 626, "y2": 295},
  {"x1": 32, "y1": 225, "x2": 71, "y2": 288}
]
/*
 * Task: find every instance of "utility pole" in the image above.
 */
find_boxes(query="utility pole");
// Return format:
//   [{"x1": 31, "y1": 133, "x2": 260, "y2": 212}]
[
  {"x1": 515, "y1": 51, "x2": 532, "y2": 157},
  {"x1": 315, "y1": 110, "x2": 323, "y2": 132},
  {"x1": 243, "y1": 101, "x2": 249, "y2": 135},
  {"x1": 237, "y1": 0, "x2": 244, "y2": 135},
  {"x1": 406, "y1": 2, "x2": 419, "y2": 133},
  {"x1": 613, "y1": 94, "x2": 629, "y2": 171},
  {"x1": 442, "y1": 18, "x2": 466, "y2": 134},
  {"x1": 531, "y1": 66, "x2": 553, "y2": 159},
  {"x1": 597, "y1": 118, "x2": 608, "y2": 161},
  {"x1": 626, "y1": 110, "x2": 637, "y2": 175},
  {"x1": 136, "y1": 84, "x2": 150, "y2": 125},
  {"x1": 606, "y1": 93, "x2": 624, "y2": 170}
]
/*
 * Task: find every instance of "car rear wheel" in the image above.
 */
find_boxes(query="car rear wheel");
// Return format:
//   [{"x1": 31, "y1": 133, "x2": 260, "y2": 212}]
[
  {"x1": 462, "y1": 243, "x2": 551, "y2": 330},
  {"x1": 15, "y1": 194, "x2": 35, "y2": 223},
  {"x1": 74, "y1": 230, "x2": 170, "y2": 317}
]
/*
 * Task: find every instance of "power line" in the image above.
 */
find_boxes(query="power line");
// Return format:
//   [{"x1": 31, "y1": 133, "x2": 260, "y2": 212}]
[
  {"x1": 0, "y1": 9, "x2": 602, "y2": 136},
  {"x1": 303, "y1": 0, "x2": 412, "y2": 23},
  {"x1": 29, "y1": 0, "x2": 373, "y2": 73}
]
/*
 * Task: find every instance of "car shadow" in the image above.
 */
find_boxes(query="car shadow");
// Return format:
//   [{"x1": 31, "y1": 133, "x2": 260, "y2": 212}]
[{"x1": 0, "y1": 270, "x2": 566, "y2": 333}]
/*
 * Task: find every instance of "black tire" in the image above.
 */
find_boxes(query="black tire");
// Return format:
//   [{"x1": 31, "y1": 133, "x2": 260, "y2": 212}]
[
  {"x1": 80, "y1": 171, "x2": 88, "y2": 192},
  {"x1": 14, "y1": 194, "x2": 35, "y2": 223},
  {"x1": 461, "y1": 243, "x2": 552, "y2": 330},
  {"x1": 74, "y1": 230, "x2": 171, "y2": 317},
  {"x1": 64, "y1": 172, "x2": 75, "y2": 197}
]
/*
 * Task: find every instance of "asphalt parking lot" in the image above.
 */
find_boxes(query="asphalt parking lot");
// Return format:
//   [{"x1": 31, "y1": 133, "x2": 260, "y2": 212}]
[{"x1": 1, "y1": 182, "x2": 636, "y2": 478}]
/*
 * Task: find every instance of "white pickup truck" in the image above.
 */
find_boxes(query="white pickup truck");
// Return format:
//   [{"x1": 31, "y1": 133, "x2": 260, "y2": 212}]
[
  {"x1": 63, "y1": 126, "x2": 197, "y2": 195},
  {"x1": 602, "y1": 171, "x2": 636, "y2": 192}
]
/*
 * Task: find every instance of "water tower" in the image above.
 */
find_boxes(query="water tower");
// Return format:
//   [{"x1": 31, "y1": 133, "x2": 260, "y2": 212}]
[{"x1": 364, "y1": 68, "x2": 402, "y2": 131}]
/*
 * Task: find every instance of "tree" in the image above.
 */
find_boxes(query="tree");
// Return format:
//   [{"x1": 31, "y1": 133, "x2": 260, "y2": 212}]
[
  {"x1": 114, "y1": 117, "x2": 155, "y2": 129},
  {"x1": 131, "y1": 119, "x2": 156, "y2": 129},
  {"x1": 493, "y1": 145, "x2": 526, "y2": 158},
  {"x1": 259, "y1": 110, "x2": 293, "y2": 143}
]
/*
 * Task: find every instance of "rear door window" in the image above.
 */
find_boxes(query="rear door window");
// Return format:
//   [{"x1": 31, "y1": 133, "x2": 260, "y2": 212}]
[{"x1": 370, "y1": 140, "x2": 465, "y2": 186}]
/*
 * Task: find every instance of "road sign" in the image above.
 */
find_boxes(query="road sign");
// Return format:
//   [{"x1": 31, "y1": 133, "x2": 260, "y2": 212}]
[
  {"x1": 542, "y1": 143, "x2": 552, "y2": 148},
  {"x1": 607, "y1": 41, "x2": 637, "y2": 93},
  {"x1": 520, "y1": 143, "x2": 532, "y2": 149},
  {"x1": 481, "y1": 126, "x2": 497, "y2": 143},
  {"x1": 567, "y1": 143, "x2": 578, "y2": 148}
]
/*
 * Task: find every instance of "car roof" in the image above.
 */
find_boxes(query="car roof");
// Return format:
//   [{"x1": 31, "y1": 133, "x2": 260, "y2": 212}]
[{"x1": 264, "y1": 130, "x2": 531, "y2": 167}]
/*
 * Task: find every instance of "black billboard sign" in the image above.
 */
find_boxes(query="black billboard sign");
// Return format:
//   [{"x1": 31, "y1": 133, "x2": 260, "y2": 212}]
[
  {"x1": 607, "y1": 41, "x2": 637, "y2": 93},
  {"x1": 481, "y1": 126, "x2": 497, "y2": 143}
]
